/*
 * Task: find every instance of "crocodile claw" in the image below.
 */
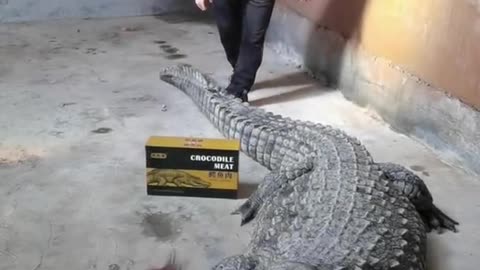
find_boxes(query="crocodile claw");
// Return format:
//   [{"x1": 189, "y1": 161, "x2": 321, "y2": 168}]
[
  {"x1": 231, "y1": 200, "x2": 250, "y2": 215},
  {"x1": 231, "y1": 200, "x2": 258, "y2": 226},
  {"x1": 240, "y1": 208, "x2": 257, "y2": 226},
  {"x1": 421, "y1": 205, "x2": 459, "y2": 233}
]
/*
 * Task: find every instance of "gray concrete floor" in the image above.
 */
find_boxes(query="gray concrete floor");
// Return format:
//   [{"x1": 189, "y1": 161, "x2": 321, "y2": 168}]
[{"x1": 0, "y1": 13, "x2": 478, "y2": 270}]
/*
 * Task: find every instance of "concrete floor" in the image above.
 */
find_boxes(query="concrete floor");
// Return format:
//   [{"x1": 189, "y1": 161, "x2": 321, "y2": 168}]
[{"x1": 0, "y1": 13, "x2": 478, "y2": 270}]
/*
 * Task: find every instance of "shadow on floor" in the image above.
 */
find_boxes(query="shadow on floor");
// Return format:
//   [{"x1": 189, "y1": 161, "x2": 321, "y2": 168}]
[
  {"x1": 253, "y1": 71, "x2": 314, "y2": 90},
  {"x1": 426, "y1": 237, "x2": 445, "y2": 270},
  {"x1": 237, "y1": 182, "x2": 258, "y2": 199},
  {"x1": 250, "y1": 85, "x2": 323, "y2": 107},
  {"x1": 249, "y1": 70, "x2": 334, "y2": 106}
]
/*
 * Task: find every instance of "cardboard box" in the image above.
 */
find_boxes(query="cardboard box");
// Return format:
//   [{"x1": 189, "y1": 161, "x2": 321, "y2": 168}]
[{"x1": 145, "y1": 136, "x2": 240, "y2": 199}]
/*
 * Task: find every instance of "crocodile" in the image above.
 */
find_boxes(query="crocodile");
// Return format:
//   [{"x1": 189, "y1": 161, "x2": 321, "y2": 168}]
[
  {"x1": 159, "y1": 63, "x2": 458, "y2": 270},
  {"x1": 147, "y1": 169, "x2": 211, "y2": 188}
]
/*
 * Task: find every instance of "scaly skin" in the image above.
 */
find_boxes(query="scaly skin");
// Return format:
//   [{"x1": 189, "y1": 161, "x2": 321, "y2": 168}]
[{"x1": 159, "y1": 64, "x2": 458, "y2": 270}]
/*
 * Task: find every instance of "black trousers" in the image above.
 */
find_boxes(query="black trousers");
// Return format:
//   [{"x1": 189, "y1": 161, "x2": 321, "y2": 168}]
[{"x1": 212, "y1": 0, "x2": 275, "y2": 95}]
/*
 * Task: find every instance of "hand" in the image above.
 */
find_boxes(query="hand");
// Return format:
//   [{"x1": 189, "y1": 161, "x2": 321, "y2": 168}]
[{"x1": 195, "y1": 0, "x2": 212, "y2": 11}]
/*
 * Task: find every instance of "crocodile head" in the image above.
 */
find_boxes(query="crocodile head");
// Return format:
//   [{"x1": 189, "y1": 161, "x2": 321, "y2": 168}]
[{"x1": 212, "y1": 255, "x2": 256, "y2": 270}]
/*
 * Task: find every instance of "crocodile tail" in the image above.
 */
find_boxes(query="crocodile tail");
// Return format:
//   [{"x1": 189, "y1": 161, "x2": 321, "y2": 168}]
[
  {"x1": 159, "y1": 64, "x2": 290, "y2": 170},
  {"x1": 159, "y1": 63, "x2": 248, "y2": 134},
  {"x1": 159, "y1": 63, "x2": 244, "y2": 122},
  {"x1": 160, "y1": 63, "x2": 221, "y2": 95}
]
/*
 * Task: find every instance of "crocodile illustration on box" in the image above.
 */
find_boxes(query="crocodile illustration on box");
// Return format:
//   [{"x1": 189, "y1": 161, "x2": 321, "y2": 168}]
[{"x1": 147, "y1": 169, "x2": 211, "y2": 188}]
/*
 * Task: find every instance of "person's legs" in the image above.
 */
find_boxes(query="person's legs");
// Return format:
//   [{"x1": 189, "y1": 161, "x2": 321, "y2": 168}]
[
  {"x1": 227, "y1": 0, "x2": 275, "y2": 100},
  {"x1": 211, "y1": 0, "x2": 243, "y2": 69}
]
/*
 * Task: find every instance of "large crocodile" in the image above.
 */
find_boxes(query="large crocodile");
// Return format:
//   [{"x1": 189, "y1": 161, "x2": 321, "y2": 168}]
[{"x1": 159, "y1": 64, "x2": 458, "y2": 270}]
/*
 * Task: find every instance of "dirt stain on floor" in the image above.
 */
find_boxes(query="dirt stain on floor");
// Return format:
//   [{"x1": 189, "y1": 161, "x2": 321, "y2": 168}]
[
  {"x1": 91, "y1": 127, "x2": 113, "y2": 134},
  {"x1": 108, "y1": 264, "x2": 120, "y2": 270},
  {"x1": 156, "y1": 42, "x2": 187, "y2": 60},
  {"x1": 410, "y1": 165, "x2": 426, "y2": 171},
  {"x1": 166, "y1": 54, "x2": 186, "y2": 60},
  {"x1": 140, "y1": 212, "x2": 181, "y2": 242},
  {"x1": 0, "y1": 146, "x2": 44, "y2": 168}
]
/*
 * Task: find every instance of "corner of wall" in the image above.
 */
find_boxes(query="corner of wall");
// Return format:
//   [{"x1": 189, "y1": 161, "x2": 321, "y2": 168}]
[{"x1": 266, "y1": 3, "x2": 480, "y2": 176}]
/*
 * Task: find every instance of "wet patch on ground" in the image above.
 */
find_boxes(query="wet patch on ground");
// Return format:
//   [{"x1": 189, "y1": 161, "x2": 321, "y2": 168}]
[
  {"x1": 60, "y1": 102, "x2": 77, "y2": 107},
  {"x1": 165, "y1": 54, "x2": 187, "y2": 60},
  {"x1": 108, "y1": 264, "x2": 120, "y2": 270},
  {"x1": 410, "y1": 165, "x2": 426, "y2": 171},
  {"x1": 155, "y1": 41, "x2": 187, "y2": 60},
  {"x1": 140, "y1": 212, "x2": 181, "y2": 242},
  {"x1": 91, "y1": 127, "x2": 113, "y2": 134}
]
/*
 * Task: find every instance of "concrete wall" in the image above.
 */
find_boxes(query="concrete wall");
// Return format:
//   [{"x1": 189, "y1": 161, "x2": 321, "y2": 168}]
[
  {"x1": 0, "y1": 0, "x2": 196, "y2": 23},
  {"x1": 276, "y1": 0, "x2": 480, "y2": 110},
  {"x1": 266, "y1": 0, "x2": 480, "y2": 175}
]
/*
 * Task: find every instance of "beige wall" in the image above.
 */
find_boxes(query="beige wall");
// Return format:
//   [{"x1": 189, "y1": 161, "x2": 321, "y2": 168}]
[{"x1": 278, "y1": 0, "x2": 480, "y2": 110}]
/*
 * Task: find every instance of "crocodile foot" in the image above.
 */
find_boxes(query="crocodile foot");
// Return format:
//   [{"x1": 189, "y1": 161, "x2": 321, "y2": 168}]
[
  {"x1": 377, "y1": 162, "x2": 459, "y2": 233},
  {"x1": 225, "y1": 85, "x2": 249, "y2": 103},
  {"x1": 420, "y1": 205, "x2": 459, "y2": 233},
  {"x1": 231, "y1": 199, "x2": 259, "y2": 226}
]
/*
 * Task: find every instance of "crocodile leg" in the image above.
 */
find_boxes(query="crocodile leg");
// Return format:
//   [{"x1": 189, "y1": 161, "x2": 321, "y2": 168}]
[
  {"x1": 232, "y1": 158, "x2": 314, "y2": 226},
  {"x1": 232, "y1": 171, "x2": 287, "y2": 226},
  {"x1": 377, "y1": 162, "x2": 459, "y2": 233}
]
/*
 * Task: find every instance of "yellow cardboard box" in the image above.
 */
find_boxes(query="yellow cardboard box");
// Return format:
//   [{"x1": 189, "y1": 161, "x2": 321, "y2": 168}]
[{"x1": 145, "y1": 136, "x2": 240, "y2": 199}]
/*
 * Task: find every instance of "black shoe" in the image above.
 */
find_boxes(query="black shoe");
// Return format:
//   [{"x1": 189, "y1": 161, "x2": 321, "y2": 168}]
[
  {"x1": 238, "y1": 89, "x2": 248, "y2": 103},
  {"x1": 226, "y1": 85, "x2": 249, "y2": 103}
]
